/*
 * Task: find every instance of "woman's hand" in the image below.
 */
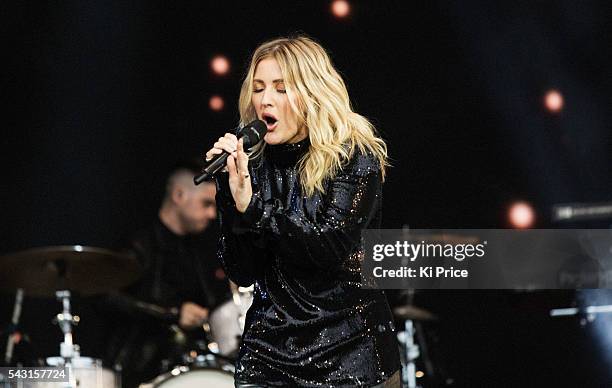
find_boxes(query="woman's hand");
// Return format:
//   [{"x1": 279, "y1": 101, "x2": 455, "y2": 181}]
[
  {"x1": 227, "y1": 138, "x2": 252, "y2": 213},
  {"x1": 205, "y1": 133, "x2": 252, "y2": 213}
]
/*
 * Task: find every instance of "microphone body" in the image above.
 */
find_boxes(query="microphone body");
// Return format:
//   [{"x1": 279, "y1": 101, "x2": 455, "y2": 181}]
[{"x1": 194, "y1": 120, "x2": 267, "y2": 185}]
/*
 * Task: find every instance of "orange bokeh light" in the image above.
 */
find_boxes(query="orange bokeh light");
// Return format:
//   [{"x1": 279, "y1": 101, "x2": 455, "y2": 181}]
[
  {"x1": 544, "y1": 89, "x2": 564, "y2": 113},
  {"x1": 508, "y1": 201, "x2": 535, "y2": 229},
  {"x1": 209, "y1": 95, "x2": 224, "y2": 111},
  {"x1": 211, "y1": 55, "x2": 230, "y2": 76},
  {"x1": 331, "y1": 0, "x2": 350, "y2": 18}
]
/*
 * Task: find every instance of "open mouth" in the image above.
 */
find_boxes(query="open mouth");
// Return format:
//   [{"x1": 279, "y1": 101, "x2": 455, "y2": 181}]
[{"x1": 262, "y1": 113, "x2": 278, "y2": 129}]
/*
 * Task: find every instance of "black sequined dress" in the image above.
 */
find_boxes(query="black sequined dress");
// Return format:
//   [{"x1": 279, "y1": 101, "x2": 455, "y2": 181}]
[{"x1": 216, "y1": 138, "x2": 400, "y2": 387}]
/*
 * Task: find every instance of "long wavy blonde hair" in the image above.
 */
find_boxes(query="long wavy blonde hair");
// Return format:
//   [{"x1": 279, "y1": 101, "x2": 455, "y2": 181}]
[{"x1": 239, "y1": 35, "x2": 388, "y2": 196}]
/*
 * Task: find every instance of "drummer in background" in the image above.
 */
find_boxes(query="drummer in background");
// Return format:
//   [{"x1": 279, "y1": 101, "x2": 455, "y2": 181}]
[{"x1": 101, "y1": 160, "x2": 230, "y2": 388}]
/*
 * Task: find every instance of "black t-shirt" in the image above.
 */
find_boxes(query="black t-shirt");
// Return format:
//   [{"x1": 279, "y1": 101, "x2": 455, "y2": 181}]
[{"x1": 128, "y1": 218, "x2": 228, "y2": 310}]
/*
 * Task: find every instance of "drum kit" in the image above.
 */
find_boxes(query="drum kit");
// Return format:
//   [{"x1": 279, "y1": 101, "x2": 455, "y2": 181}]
[
  {"x1": 0, "y1": 245, "x2": 441, "y2": 387},
  {"x1": 0, "y1": 245, "x2": 253, "y2": 388},
  {"x1": 0, "y1": 246, "x2": 138, "y2": 387}
]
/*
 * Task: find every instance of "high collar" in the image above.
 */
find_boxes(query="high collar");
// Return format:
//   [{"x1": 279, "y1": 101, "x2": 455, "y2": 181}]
[{"x1": 266, "y1": 138, "x2": 310, "y2": 166}]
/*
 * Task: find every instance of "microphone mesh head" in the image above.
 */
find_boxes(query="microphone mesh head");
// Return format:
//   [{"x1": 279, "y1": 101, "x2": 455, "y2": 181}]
[{"x1": 241, "y1": 119, "x2": 267, "y2": 148}]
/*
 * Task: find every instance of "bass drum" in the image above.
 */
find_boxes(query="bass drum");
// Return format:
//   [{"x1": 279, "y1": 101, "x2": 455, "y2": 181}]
[
  {"x1": 139, "y1": 365, "x2": 234, "y2": 388},
  {"x1": 140, "y1": 353, "x2": 234, "y2": 388},
  {"x1": 27, "y1": 357, "x2": 118, "y2": 388}
]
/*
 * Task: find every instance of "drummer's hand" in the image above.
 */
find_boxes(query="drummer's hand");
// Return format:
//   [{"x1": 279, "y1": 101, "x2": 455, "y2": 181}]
[
  {"x1": 179, "y1": 302, "x2": 209, "y2": 330},
  {"x1": 226, "y1": 138, "x2": 252, "y2": 213},
  {"x1": 204, "y1": 133, "x2": 238, "y2": 173}
]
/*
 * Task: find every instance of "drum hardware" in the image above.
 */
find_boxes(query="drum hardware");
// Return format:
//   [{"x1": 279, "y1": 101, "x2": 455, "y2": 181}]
[
  {"x1": 397, "y1": 320, "x2": 420, "y2": 388},
  {"x1": 182, "y1": 352, "x2": 229, "y2": 369},
  {"x1": 17, "y1": 289, "x2": 119, "y2": 388},
  {"x1": 54, "y1": 291, "x2": 80, "y2": 360},
  {"x1": 393, "y1": 289, "x2": 436, "y2": 388},
  {"x1": 0, "y1": 246, "x2": 137, "y2": 387},
  {"x1": 168, "y1": 324, "x2": 187, "y2": 348},
  {"x1": 393, "y1": 301, "x2": 436, "y2": 387},
  {"x1": 195, "y1": 319, "x2": 220, "y2": 354},
  {"x1": 395, "y1": 306, "x2": 436, "y2": 388},
  {"x1": 4, "y1": 288, "x2": 24, "y2": 366}
]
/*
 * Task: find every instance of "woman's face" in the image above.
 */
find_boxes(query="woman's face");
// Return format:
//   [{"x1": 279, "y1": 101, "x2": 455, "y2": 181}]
[{"x1": 251, "y1": 57, "x2": 307, "y2": 145}]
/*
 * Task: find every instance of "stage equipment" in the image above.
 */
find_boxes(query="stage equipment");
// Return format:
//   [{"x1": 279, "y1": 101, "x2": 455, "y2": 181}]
[{"x1": 0, "y1": 246, "x2": 141, "y2": 297}]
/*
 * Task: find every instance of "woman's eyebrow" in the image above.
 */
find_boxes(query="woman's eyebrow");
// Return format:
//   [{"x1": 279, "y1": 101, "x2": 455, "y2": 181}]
[{"x1": 253, "y1": 79, "x2": 284, "y2": 84}]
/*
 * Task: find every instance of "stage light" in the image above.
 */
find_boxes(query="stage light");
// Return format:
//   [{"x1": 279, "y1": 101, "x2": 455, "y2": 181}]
[
  {"x1": 331, "y1": 0, "x2": 350, "y2": 18},
  {"x1": 415, "y1": 371, "x2": 425, "y2": 378},
  {"x1": 544, "y1": 89, "x2": 564, "y2": 113},
  {"x1": 209, "y1": 95, "x2": 224, "y2": 111},
  {"x1": 211, "y1": 55, "x2": 230, "y2": 76},
  {"x1": 508, "y1": 201, "x2": 535, "y2": 229}
]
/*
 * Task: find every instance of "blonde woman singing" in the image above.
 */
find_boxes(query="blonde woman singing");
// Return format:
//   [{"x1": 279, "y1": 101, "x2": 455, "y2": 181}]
[{"x1": 206, "y1": 36, "x2": 400, "y2": 387}]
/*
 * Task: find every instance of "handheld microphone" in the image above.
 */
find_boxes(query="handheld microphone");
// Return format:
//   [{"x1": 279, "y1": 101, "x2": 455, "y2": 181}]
[{"x1": 194, "y1": 119, "x2": 267, "y2": 185}]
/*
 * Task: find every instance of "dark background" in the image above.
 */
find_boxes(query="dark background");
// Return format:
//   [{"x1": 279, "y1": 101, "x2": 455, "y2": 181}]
[{"x1": 1, "y1": 1, "x2": 611, "y2": 386}]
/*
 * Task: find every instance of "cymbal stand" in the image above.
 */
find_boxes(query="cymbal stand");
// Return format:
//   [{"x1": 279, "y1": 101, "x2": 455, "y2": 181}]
[
  {"x1": 54, "y1": 290, "x2": 81, "y2": 388},
  {"x1": 55, "y1": 291, "x2": 80, "y2": 359},
  {"x1": 397, "y1": 319, "x2": 420, "y2": 388},
  {"x1": 4, "y1": 288, "x2": 24, "y2": 365}
]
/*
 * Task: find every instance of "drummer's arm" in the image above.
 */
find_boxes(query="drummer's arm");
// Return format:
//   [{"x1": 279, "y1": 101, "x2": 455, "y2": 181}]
[{"x1": 102, "y1": 291, "x2": 179, "y2": 323}]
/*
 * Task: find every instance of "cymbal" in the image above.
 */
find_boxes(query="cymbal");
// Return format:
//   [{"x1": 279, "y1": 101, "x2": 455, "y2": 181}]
[
  {"x1": 393, "y1": 305, "x2": 437, "y2": 321},
  {"x1": 0, "y1": 245, "x2": 142, "y2": 297}
]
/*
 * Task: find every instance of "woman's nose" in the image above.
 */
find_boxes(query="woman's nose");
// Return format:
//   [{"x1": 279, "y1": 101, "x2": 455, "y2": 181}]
[{"x1": 260, "y1": 89, "x2": 273, "y2": 107}]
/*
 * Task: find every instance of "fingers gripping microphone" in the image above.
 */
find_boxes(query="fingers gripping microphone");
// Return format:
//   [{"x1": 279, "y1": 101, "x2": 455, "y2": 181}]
[{"x1": 194, "y1": 119, "x2": 267, "y2": 185}]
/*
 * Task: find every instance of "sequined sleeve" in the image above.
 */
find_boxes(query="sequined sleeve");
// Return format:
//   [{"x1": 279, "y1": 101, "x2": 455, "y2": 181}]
[
  {"x1": 243, "y1": 151, "x2": 381, "y2": 271},
  {"x1": 215, "y1": 172, "x2": 267, "y2": 286}
]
